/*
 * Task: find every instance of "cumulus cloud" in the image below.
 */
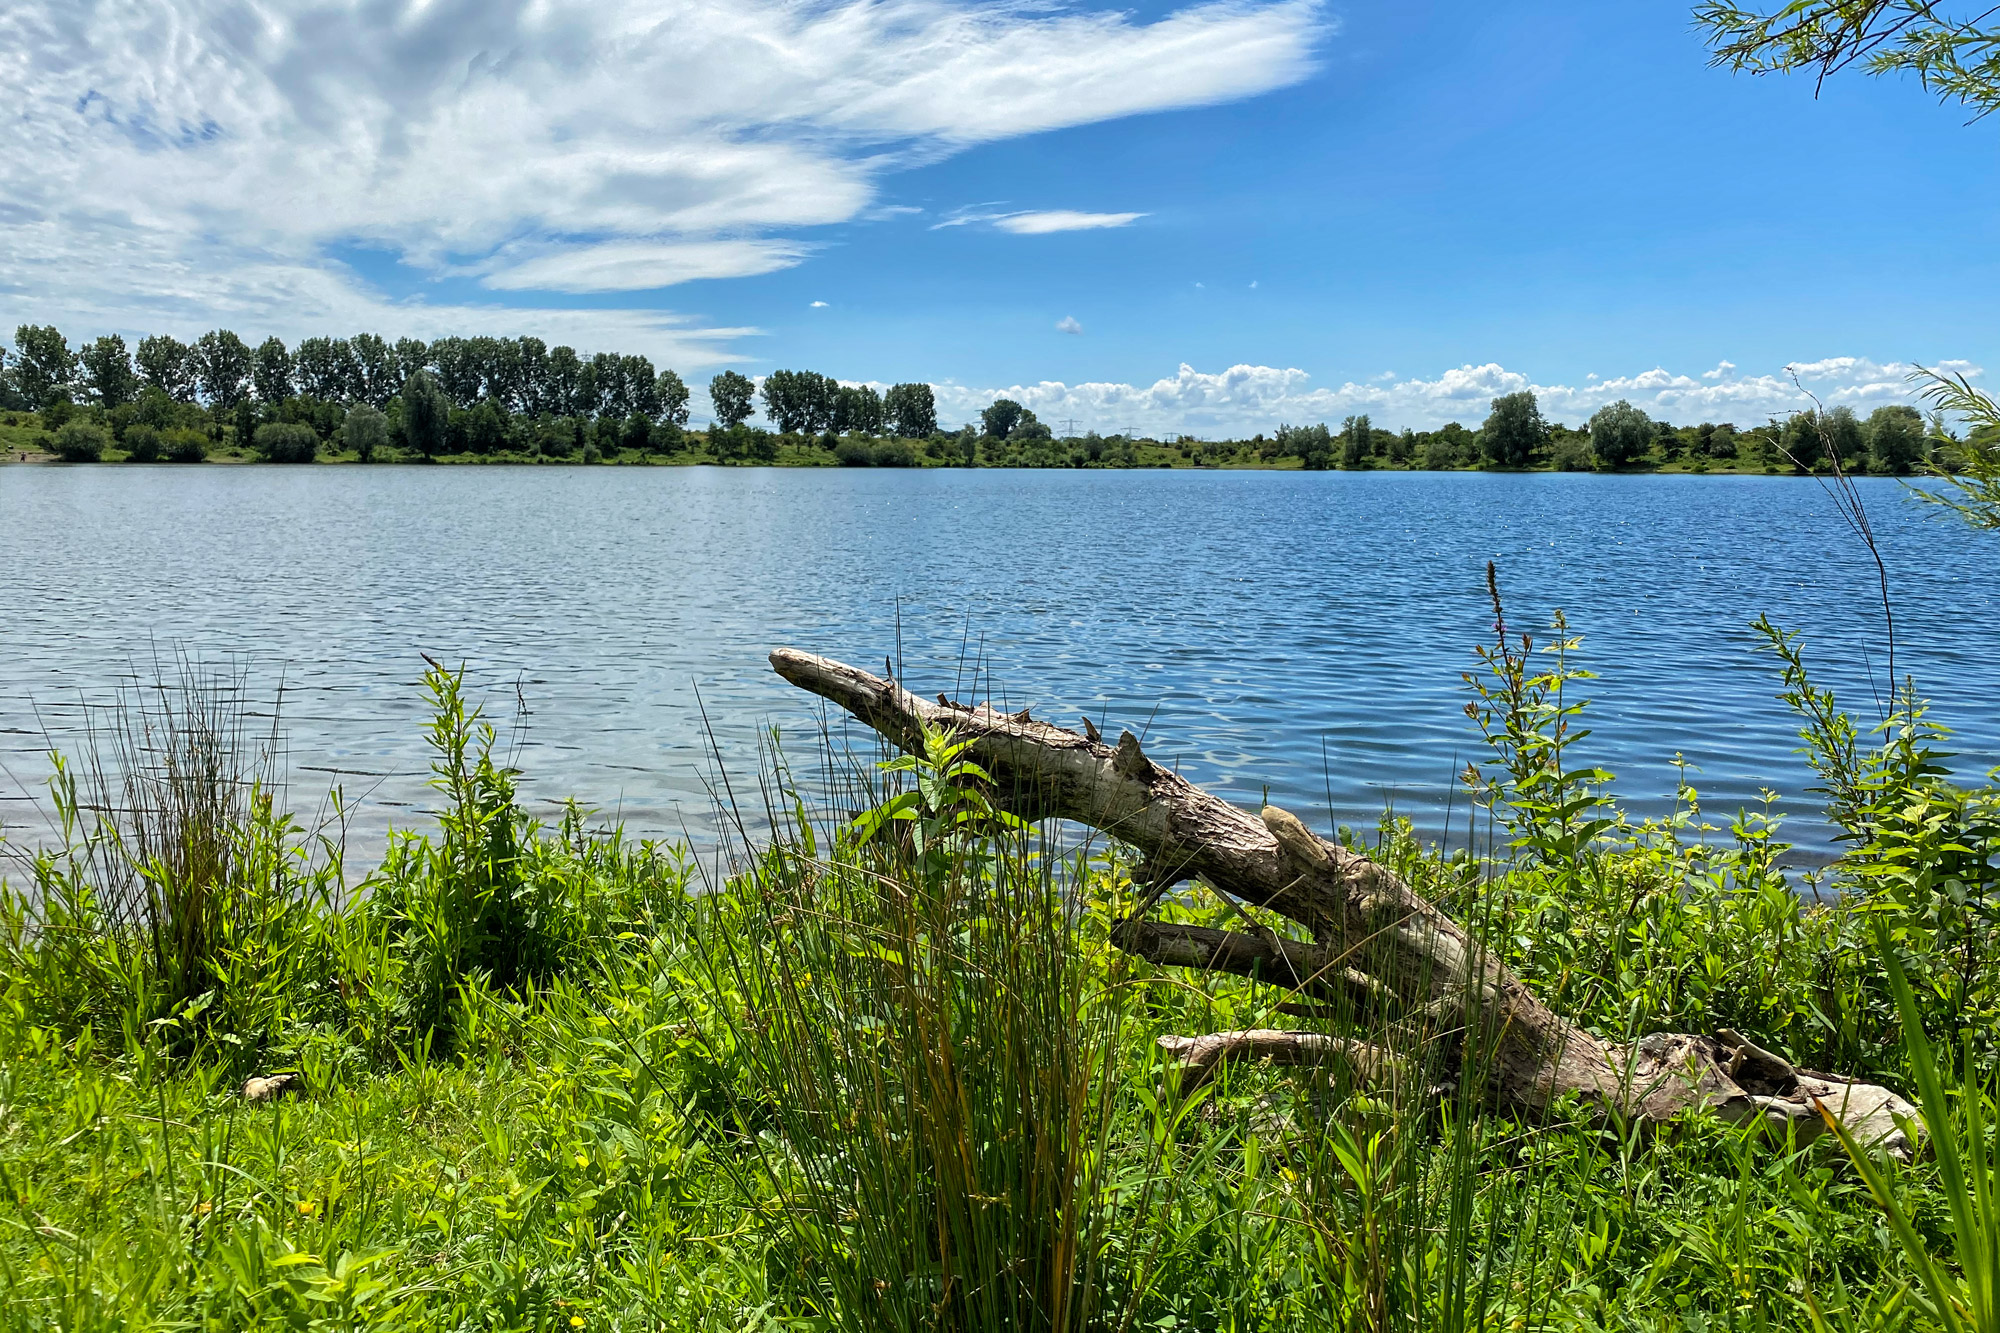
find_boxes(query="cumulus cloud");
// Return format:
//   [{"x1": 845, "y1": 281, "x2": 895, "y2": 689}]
[
  {"x1": 1057, "y1": 315, "x2": 1084, "y2": 334},
  {"x1": 810, "y1": 300, "x2": 830, "y2": 308},
  {"x1": 926, "y1": 357, "x2": 1982, "y2": 436},
  {"x1": 0, "y1": 0, "x2": 1324, "y2": 364}
]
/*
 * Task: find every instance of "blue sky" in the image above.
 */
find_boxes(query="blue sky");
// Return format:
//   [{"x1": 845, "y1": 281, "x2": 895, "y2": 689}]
[{"x1": 3, "y1": 0, "x2": 1993, "y2": 432}]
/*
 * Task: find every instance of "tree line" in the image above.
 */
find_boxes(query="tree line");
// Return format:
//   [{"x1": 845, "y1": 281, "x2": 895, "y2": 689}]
[
  {"x1": 1, "y1": 324, "x2": 943, "y2": 464},
  {"x1": 1265, "y1": 390, "x2": 1935, "y2": 475},
  {"x1": 1, "y1": 324, "x2": 1950, "y2": 473}
]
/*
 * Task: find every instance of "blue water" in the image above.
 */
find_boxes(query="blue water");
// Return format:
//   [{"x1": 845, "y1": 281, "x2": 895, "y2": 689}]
[{"x1": 4, "y1": 465, "x2": 1996, "y2": 863}]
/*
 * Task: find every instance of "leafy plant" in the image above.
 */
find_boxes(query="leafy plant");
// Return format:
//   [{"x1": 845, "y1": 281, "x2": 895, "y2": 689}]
[{"x1": 1828, "y1": 917, "x2": 2000, "y2": 1333}]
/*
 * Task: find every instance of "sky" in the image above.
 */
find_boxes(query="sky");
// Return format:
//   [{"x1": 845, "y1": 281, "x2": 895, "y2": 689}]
[{"x1": 2, "y1": 0, "x2": 1995, "y2": 434}]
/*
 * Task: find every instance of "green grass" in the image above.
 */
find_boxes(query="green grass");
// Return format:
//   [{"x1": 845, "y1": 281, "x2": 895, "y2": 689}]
[{"x1": 1, "y1": 634, "x2": 1994, "y2": 1331}]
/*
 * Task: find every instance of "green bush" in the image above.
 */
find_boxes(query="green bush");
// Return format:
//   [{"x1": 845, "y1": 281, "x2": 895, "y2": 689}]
[
  {"x1": 162, "y1": 427, "x2": 210, "y2": 463},
  {"x1": 1549, "y1": 434, "x2": 1595, "y2": 471},
  {"x1": 49, "y1": 418, "x2": 107, "y2": 462},
  {"x1": 254, "y1": 421, "x2": 319, "y2": 463},
  {"x1": 122, "y1": 422, "x2": 162, "y2": 462},
  {"x1": 874, "y1": 437, "x2": 918, "y2": 467},
  {"x1": 832, "y1": 436, "x2": 873, "y2": 466},
  {"x1": 344, "y1": 403, "x2": 390, "y2": 462}
]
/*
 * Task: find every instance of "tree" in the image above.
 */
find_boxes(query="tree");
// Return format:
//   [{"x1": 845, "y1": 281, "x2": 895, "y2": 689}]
[
  {"x1": 547, "y1": 346, "x2": 586, "y2": 417},
  {"x1": 981, "y1": 397, "x2": 1027, "y2": 440},
  {"x1": 621, "y1": 355, "x2": 661, "y2": 420},
  {"x1": 80, "y1": 335, "x2": 137, "y2": 409},
  {"x1": 350, "y1": 334, "x2": 399, "y2": 408},
  {"x1": 137, "y1": 335, "x2": 197, "y2": 402},
  {"x1": 344, "y1": 404, "x2": 389, "y2": 461},
  {"x1": 1277, "y1": 422, "x2": 1333, "y2": 469},
  {"x1": 1696, "y1": 1, "x2": 2000, "y2": 121},
  {"x1": 710, "y1": 371, "x2": 755, "y2": 428},
  {"x1": 393, "y1": 337, "x2": 430, "y2": 385},
  {"x1": 1339, "y1": 414, "x2": 1371, "y2": 467},
  {"x1": 656, "y1": 369, "x2": 691, "y2": 428},
  {"x1": 1823, "y1": 405, "x2": 1867, "y2": 468},
  {"x1": 465, "y1": 399, "x2": 507, "y2": 454},
  {"x1": 1589, "y1": 399, "x2": 1655, "y2": 468},
  {"x1": 763, "y1": 370, "x2": 837, "y2": 435},
  {"x1": 833, "y1": 383, "x2": 885, "y2": 436},
  {"x1": 1480, "y1": 391, "x2": 1547, "y2": 468},
  {"x1": 13, "y1": 324, "x2": 77, "y2": 409},
  {"x1": 401, "y1": 369, "x2": 449, "y2": 461},
  {"x1": 884, "y1": 382, "x2": 937, "y2": 438},
  {"x1": 252, "y1": 337, "x2": 294, "y2": 403},
  {"x1": 429, "y1": 337, "x2": 480, "y2": 407},
  {"x1": 295, "y1": 337, "x2": 358, "y2": 402},
  {"x1": 195, "y1": 330, "x2": 253, "y2": 409},
  {"x1": 511, "y1": 337, "x2": 548, "y2": 414},
  {"x1": 1867, "y1": 403, "x2": 1926, "y2": 473},
  {"x1": 1012, "y1": 414, "x2": 1052, "y2": 442}
]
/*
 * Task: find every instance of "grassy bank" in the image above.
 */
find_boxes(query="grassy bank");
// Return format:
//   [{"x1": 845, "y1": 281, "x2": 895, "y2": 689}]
[{"x1": 2, "y1": 631, "x2": 1996, "y2": 1331}]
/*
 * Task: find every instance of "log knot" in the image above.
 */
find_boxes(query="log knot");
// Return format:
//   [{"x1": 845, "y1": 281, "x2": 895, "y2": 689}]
[
  {"x1": 1262, "y1": 805, "x2": 1332, "y2": 874},
  {"x1": 1113, "y1": 731, "x2": 1158, "y2": 782}
]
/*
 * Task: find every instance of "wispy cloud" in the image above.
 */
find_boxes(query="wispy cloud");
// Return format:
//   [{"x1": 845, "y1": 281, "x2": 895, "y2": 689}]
[
  {"x1": 934, "y1": 205, "x2": 1145, "y2": 233},
  {"x1": 479, "y1": 239, "x2": 812, "y2": 292},
  {"x1": 0, "y1": 0, "x2": 1324, "y2": 364},
  {"x1": 996, "y1": 210, "x2": 1145, "y2": 234},
  {"x1": 1057, "y1": 315, "x2": 1083, "y2": 334},
  {"x1": 810, "y1": 300, "x2": 830, "y2": 308}
]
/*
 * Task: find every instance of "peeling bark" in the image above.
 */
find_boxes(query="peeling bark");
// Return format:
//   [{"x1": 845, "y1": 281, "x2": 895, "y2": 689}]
[{"x1": 770, "y1": 648, "x2": 1917, "y2": 1154}]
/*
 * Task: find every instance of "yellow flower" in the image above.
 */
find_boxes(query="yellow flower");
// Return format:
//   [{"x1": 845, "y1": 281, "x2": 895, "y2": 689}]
[
  {"x1": 296, "y1": 1199, "x2": 319, "y2": 1216},
  {"x1": 571, "y1": 1318, "x2": 585, "y2": 1328}
]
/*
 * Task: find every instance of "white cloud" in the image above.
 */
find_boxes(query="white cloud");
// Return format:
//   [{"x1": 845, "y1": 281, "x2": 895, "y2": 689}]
[
  {"x1": 479, "y1": 240, "x2": 812, "y2": 292},
  {"x1": 810, "y1": 300, "x2": 830, "y2": 308},
  {"x1": 1057, "y1": 315, "x2": 1083, "y2": 334},
  {"x1": 925, "y1": 357, "x2": 1982, "y2": 436},
  {"x1": 934, "y1": 205, "x2": 1146, "y2": 233},
  {"x1": 994, "y1": 210, "x2": 1146, "y2": 234},
  {"x1": 0, "y1": 0, "x2": 1324, "y2": 366},
  {"x1": 1703, "y1": 360, "x2": 1736, "y2": 380}
]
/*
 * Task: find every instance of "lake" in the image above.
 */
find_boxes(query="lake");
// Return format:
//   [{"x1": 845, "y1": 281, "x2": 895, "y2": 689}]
[{"x1": 4, "y1": 464, "x2": 1996, "y2": 865}]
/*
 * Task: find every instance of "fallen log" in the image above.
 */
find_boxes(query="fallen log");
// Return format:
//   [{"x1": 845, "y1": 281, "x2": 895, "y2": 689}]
[{"x1": 770, "y1": 648, "x2": 1917, "y2": 1156}]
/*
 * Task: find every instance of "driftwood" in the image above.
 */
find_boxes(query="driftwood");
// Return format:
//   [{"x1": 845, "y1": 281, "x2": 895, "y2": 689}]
[{"x1": 771, "y1": 649, "x2": 1918, "y2": 1156}]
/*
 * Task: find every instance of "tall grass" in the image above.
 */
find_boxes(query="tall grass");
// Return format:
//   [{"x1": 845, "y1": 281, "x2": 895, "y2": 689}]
[
  {"x1": 0, "y1": 658, "x2": 338, "y2": 1064},
  {"x1": 683, "y1": 721, "x2": 1141, "y2": 1332}
]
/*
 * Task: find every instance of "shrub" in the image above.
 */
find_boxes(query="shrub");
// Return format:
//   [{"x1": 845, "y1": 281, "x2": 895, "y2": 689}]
[
  {"x1": 254, "y1": 421, "x2": 318, "y2": 464},
  {"x1": 580, "y1": 442, "x2": 602, "y2": 464},
  {"x1": 874, "y1": 437, "x2": 918, "y2": 467},
  {"x1": 49, "y1": 419, "x2": 107, "y2": 462},
  {"x1": 122, "y1": 423, "x2": 162, "y2": 462},
  {"x1": 162, "y1": 428, "x2": 210, "y2": 463},
  {"x1": 833, "y1": 436, "x2": 874, "y2": 466},
  {"x1": 1549, "y1": 434, "x2": 1595, "y2": 471}
]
